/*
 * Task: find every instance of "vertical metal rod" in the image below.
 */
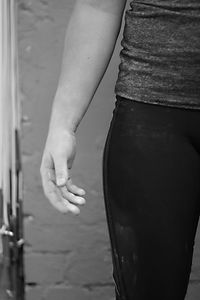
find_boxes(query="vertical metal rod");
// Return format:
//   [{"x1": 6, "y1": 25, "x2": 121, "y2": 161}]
[{"x1": 0, "y1": 1, "x2": 25, "y2": 299}]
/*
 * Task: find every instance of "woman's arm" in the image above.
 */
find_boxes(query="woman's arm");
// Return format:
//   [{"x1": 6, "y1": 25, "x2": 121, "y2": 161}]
[
  {"x1": 40, "y1": 0, "x2": 127, "y2": 214},
  {"x1": 49, "y1": 0, "x2": 127, "y2": 134}
]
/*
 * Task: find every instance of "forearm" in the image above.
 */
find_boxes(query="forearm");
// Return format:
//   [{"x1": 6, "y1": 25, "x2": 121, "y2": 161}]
[{"x1": 49, "y1": 1, "x2": 126, "y2": 133}]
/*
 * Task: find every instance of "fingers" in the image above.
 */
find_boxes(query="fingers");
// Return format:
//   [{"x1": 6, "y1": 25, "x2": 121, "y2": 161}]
[
  {"x1": 60, "y1": 185, "x2": 86, "y2": 205},
  {"x1": 40, "y1": 166, "x2": 86, "y2": 215},
  {"x1": 66, "y1": 178, "x2": 86, "y2": 196},
  {"x1": 41, "y1": 168, "x2": 81, "y2": 215},
  {"x1": 52, "y1": 153, "x2": 86, "y2": 196}
]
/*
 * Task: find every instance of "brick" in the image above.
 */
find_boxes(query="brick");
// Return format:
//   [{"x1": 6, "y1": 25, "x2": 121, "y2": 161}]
[
  {"x1": 65, "y1": 247, "x2": 113, "y2": 286},
  {"x1": 24, "y1": 221, "x2": 109, "y2": 252},
  {"x1": 26, "y1": 286, "x2": 44, "y2": 300},
  {"x1": 25, "y1": 253, "x2": 67, "y2": 284},
  {"x1": 44, "y1": 286, "x2": 115, "y2": 300}
]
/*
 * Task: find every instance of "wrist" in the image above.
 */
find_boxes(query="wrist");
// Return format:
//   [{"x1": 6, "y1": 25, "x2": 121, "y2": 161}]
[{"x1": 49, "y1": 101, "x2": 78, "y2": 135}]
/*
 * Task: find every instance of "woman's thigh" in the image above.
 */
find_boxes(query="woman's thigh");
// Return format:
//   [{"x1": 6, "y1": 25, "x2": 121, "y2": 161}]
[{"x1": 102, "y1": 96, "x2": 200, "y2": 300}]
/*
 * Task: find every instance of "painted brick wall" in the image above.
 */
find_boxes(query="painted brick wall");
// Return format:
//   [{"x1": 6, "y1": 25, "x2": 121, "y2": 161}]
[{"x1": 18, "y1": 0, "x2": 200, "y2": 299}]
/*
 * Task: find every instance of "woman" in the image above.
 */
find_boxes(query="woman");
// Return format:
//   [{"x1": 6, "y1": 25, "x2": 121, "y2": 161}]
[{"x1": 40, "y1": 0, "x2": 200, "y2": 299}]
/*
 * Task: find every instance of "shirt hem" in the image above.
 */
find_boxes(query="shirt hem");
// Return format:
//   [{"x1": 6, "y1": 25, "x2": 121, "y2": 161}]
[{"x1": 114, "y1": 91, "x2": 200, "y2": 111}]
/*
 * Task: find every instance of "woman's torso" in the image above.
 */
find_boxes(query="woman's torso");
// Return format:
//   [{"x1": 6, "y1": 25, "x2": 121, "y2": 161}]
[{"x1": 115, "y1": 0, "x2": 200, "y2": 109}]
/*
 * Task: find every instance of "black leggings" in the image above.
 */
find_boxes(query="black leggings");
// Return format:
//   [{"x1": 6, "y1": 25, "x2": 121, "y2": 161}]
[{"x1": 102, "y1": 96, "x2": 200, "y2": 300}]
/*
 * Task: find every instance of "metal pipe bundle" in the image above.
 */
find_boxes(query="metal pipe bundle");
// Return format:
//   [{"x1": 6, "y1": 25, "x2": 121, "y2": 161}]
[{"x1": 0, "y1": 1, "x2": 25, "y2": 299}]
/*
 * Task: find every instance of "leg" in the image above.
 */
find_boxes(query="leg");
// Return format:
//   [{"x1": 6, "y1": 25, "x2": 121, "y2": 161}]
[{"x1": 102, "y1": 97, "x2": 200, "y2": 300}]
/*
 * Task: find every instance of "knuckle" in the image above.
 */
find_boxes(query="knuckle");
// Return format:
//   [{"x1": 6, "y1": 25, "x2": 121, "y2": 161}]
[
  {"x1": 56, "y1": 171, "x2": 65, "y2": 179},
  {"x1": 66, "y1": 193, "x2": 76, "y2": 203}
]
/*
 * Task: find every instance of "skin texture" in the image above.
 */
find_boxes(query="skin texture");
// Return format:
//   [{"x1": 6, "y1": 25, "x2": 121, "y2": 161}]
[
  {"x1": 40, "y1": 0, "x2": 127, "y2": 215},
  {"x1": 40, "y1": 129, "x2": 86, "y2": 215}
]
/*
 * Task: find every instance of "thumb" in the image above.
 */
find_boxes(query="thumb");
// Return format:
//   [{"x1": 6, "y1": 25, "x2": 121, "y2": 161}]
[{"x1": 54, "y1": 154, "x2": 69, "y2": 187}]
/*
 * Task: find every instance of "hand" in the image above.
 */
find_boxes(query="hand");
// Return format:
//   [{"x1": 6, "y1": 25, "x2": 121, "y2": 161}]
[{"x1": 40, "y1": 128, "x2": 86, "y2": 215}]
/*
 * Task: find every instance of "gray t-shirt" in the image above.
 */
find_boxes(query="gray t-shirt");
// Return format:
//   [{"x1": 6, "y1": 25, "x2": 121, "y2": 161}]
[{"x1": 115, "y1": 0, "x2": 200, "y2": 110}]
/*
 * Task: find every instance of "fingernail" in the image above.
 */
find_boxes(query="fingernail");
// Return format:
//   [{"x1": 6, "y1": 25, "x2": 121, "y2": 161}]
[{"x1": 56, "y1": 177, "x2": 66, "y2": 186}]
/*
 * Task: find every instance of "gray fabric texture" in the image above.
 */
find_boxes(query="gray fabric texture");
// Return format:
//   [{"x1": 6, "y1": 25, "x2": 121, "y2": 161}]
[{"x1": 114, "y1": 0, "x2": 200, "y2": 110}]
